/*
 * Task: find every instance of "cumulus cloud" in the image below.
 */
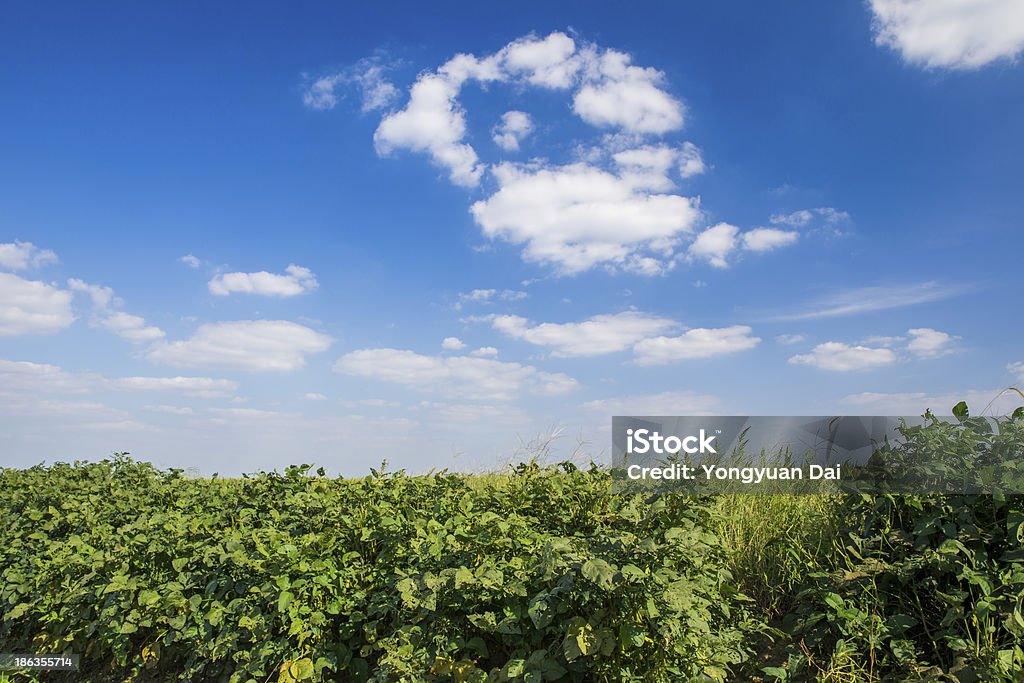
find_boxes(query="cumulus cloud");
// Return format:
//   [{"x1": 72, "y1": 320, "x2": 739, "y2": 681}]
[
  {"x1": 148, "y1": 320, "x2": 333, "y2": 372},
  {"x1": 0, "y1": 241, "x2": 58, "y2": 270},
  {"x1": 68, "y1": 278, "x2": 164, "y2": 342},
  {"x1": 688, "y1": 224, "x2": 799, "y2": 267},
  {"x1": 490, "y1": 311, "x2": 676, "y2": 357},
  {"x1": 334, "y1": 348, "x2": 577, "y2": 401},
  {"x1": 688, "y1": 223, "x2": 739, "y2": 268},
  {"x1": 789, "y1": 342, "x2": 897, "y2": 371},
  {"x1": 179, "y1": 254, "x2": 201, "y2": 269},
  {"x1": 208, "y1": 264, "x2": 318, "y2": 297},
  {"x1": 472, "y1": 162, "x2": 701, "y2": 274},
  {"x1": 374, "y1": 67, "x2": 493, "y2": 187},
  {"x1": 741, "y1": 228, "x2": 799, "y2": 252},
  {"x1": 869, "y1": 0, "x2": 1024, "y2": 69},
  {"x1": 573, "y1": 48, "x2": 684, "y2": 134},
  {"x1": 677, "y1": 141, "x2": 705, "y2": 178},
  {"x1": 632, "y1": 326, "x2": 761, "y2": 365},
  {"x1": 441, "y1": 336, "x2": 467, "y2": 351},
  {"x1": 372, "y1": 31, "x2": 686, "y2": 188},
  {"x1": 0, "y1": 273, "x2": 75, "y2": 336},
  {"x1": 98, "y1": 311, "x2": 166, "y2": 343},
  {"x1": 906, "y1": 327, "x2": 957, "y2": 358},
  {"x1": 500, "y1": 31, "x2": 581, "y2": 89},
  {"x1": 612, "y1": 144, "x2": 693, "y2": 191},
  {"x1": 492, "y1": 110, "x2": 534, "y2": 151},
  {"x1": 471, "y1": 346, "x2": 499, "y2": 357},
  {"x1": 345, "y1": 31, "x2": 793, "y2": 277},
  {"x1": 67, "y1": 278, "x2": 117, "y2": 309}
]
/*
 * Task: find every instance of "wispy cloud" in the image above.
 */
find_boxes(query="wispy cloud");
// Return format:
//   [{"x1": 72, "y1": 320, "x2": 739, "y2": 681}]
[
  {"x1": 767, "y1": 282, "x2": 963, "y2": 322},
  {"x1": 303, "y1": 56, "x2": 400, "y2": 113}
]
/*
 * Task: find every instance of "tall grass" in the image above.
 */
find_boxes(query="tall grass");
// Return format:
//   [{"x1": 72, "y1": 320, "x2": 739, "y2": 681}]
[{"x1": 713, "y1": 494, "x2": 841, "y2": 619}]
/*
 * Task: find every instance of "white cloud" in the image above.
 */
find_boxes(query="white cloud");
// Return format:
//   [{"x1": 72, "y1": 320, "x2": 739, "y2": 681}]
[
  {"x1": 771, "y1": 281, "x2": 959, "y2": 321},
  {"x1": 583, "y1": 390, "x2": 721, "y2": 416},
  {"x1": 843, "y1": 388, "x2": 1023, "y2": 416},
  {"x1": 491, "y1": 311, "x2": 676, "y2": 357},
  {"x1": 67, "y1": 278, "x2": 117, "y2": 308},
  {"x1": 500, "y1": 31, "x2": 581, "y2": 89},
  {"x1": 179, "y1": 254, "x2": 201, "y2": 269},
  {"x1": 208, "y1": 264, "x2": 318, "y2": 297},
  {"x1": 303, "y1": 73, "x2": 347, "y2": 110},
  {"x1": 305, "y1": 392, "x2": 328, "y2": 401},
  {"x1": 907, "y1": 327, "x2": 957, "y2": 358},
  {"x1": 677, "y1": 141, "x2": 705, "y2": 178},
  {"x1": 145, "y1": 405, "x2": 195, "y2": 415},
  {"x1": 68, "y1": 278, "x2": 164, "y2": 343},
  {"x1": 869, "y1": 0, "x2": 1024, "y2": 69},
  {"x1": 688, "y1": 223, "x2": 738, "y2": 268},
  {"x1": 0, "y1": 359, "x2": 237, "y2": 398},
  {"x1": 632, "y1": 326, "x2": 761, "y2": 365},
  {"x1": 456, "y1": 288, "x2": 528, "y2": 307},
  {"x1": 0, "y1": 241, "x2": 58, "y2": 270},
  {"x1": 769, "y1": 207, "x2": 849, "y2": 227},
  {"x1": 776, "y1": 333, "x2": 806, "y2": 345},
  {"x1": 303, "y1": 59, "x2": 400, "y2": 113},
  {"x1": 769, "y1": 209, "x2": 812, "y2": 227},
  {"x1": 471, "y1": 346, "x2": 499, "y2": 357},
  {"x1": 371, "y1": 31, "x2": 687, "y2": 188},
  {"x1": 688, "y1": 224, "x2": 799, "y2": 268},
  {"x1": 612, "y1": 144, "x2": 682, "y2": 191},
  {"x1": 99, "y1": 311, "x2": 166, "y2": 342},
  {"x1": 741, "y1": 228, "x2": 799, "y2": 252},
  {"x1": 1008, "y1": 361, "x2": 1024, "y2": 383},
  {"x1": 110, "y1": 376, "x2": 237, "y2": 397},
  {"x1": 573, "y1": 48, "x2": 684, "y2": 134},
  {"x1": 0, "y1": 273, "x2": 75, "y2": 336},
  {"x1": 471, "y1": 162, "x2": 701, "y2": 274},
  {"x1": 148, "y1": 320, "x2": 333, "y2": 372},
  {"x1": 789, "y1": 342, "x2": 897, "y2": 371},
  {"x1": 354, "y1": 63, "x2": 400, "y2": 112},
  {"x1": 492, "y1": 110, "x2": 534, "y2": 151},
  {"x1": 339, "y1": 397, "x2": 401, "y2": 409},
  {"x1": 441, "y1": 336, "x2": 467, "y2": 351},
  {"x1": 860, "y1": 334, "x2": 906, "y2": 347},
  {"x1": 0, "y1": 359, "x2": 97, "y2": 394},
  {"x1": 334, "y1": 348, "x2": 577, "y2": 401},
  {"x1": 374, "y1": 69, "x2": 490, "y2": 187}
]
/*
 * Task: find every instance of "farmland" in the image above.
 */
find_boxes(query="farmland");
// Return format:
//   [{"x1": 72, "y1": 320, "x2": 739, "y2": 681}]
[{"x1": 2, "y1": 405, "x2": 1024, "y2": 681}]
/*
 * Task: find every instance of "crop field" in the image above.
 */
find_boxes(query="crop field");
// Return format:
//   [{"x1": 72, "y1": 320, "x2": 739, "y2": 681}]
[{"x1": 2, "y1": 406, "x2": 1024, "y2": 682}]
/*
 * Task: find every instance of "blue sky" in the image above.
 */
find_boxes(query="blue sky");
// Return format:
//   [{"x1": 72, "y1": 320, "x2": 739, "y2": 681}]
[{"x1": 2, "y1": 1, "x2": 1023, "y2": 474}]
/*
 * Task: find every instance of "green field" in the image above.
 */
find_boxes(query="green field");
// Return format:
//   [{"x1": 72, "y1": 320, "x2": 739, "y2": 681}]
[{"x1": 3, "y1": 406, "x2": 1024, "y2": 682}]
